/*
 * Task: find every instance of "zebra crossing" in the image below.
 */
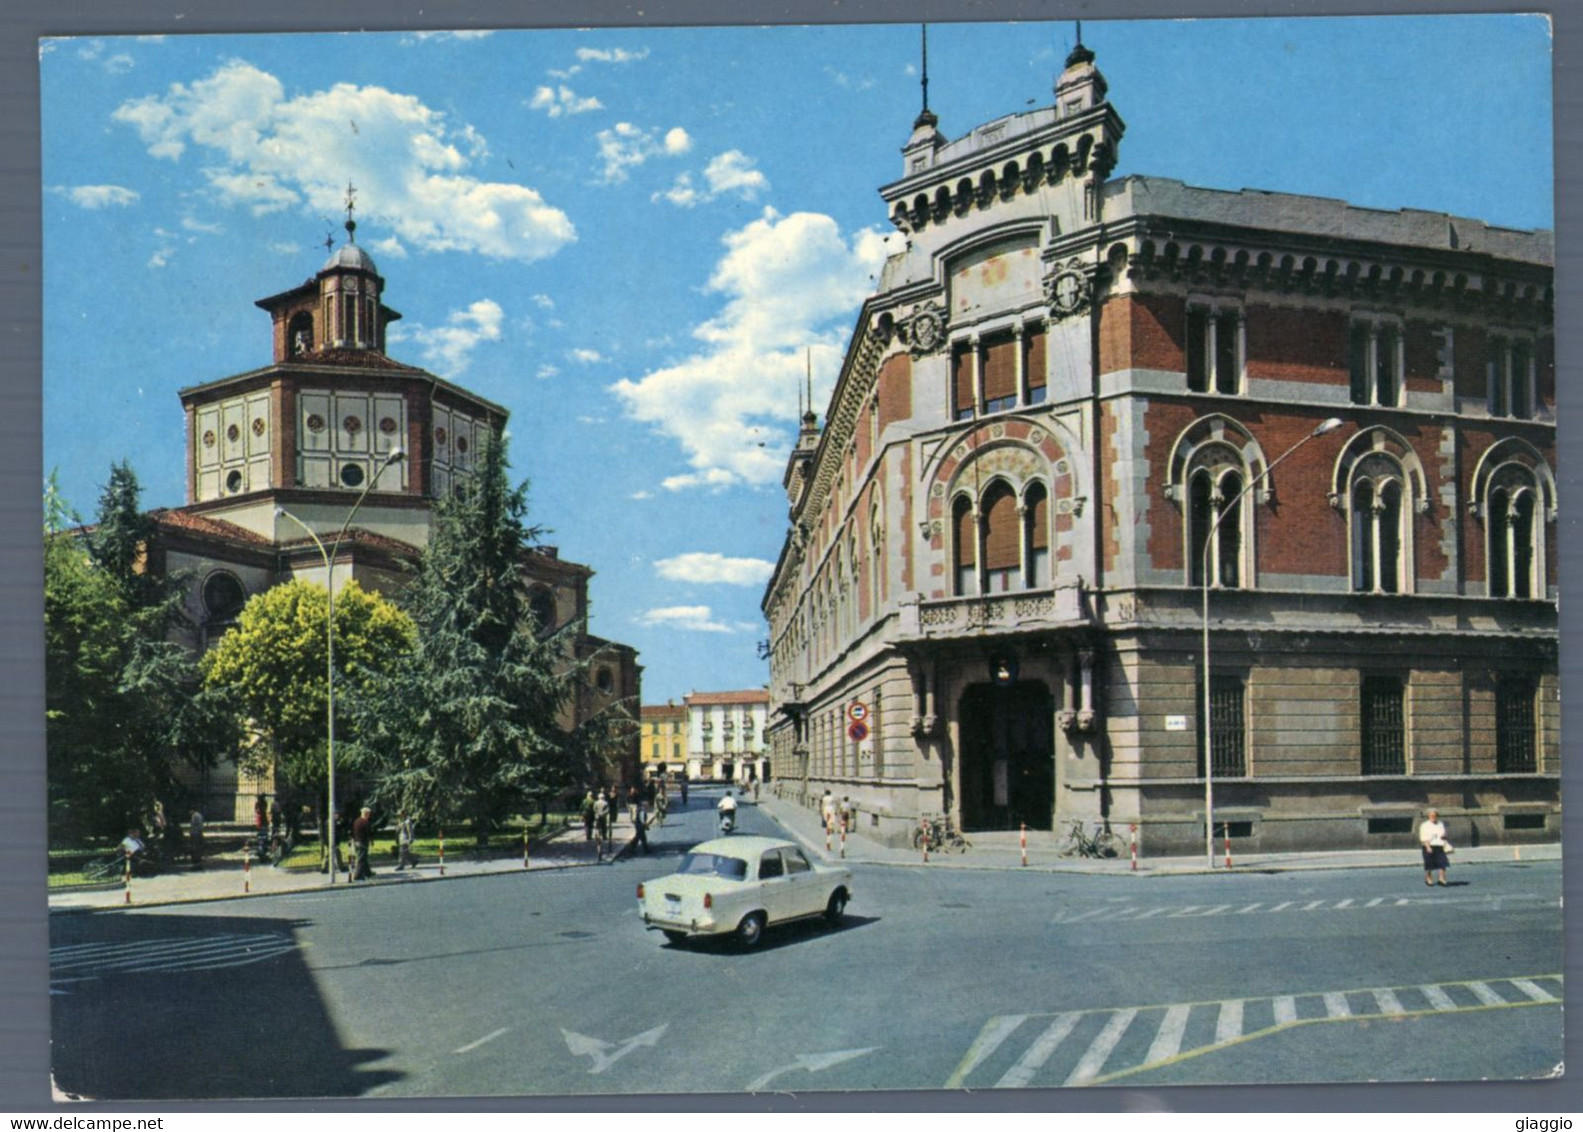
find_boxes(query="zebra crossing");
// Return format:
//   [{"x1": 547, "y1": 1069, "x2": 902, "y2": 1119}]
[
  {"x1": 1050, "y1": 891, "x2": 1555, "y2": 925},
  {"x1": 945, "y1": 973, "x2": 1563, "y2": 1089},
  {"x1": 50, "y1": 932, "x2": 300, "y2": 983}
]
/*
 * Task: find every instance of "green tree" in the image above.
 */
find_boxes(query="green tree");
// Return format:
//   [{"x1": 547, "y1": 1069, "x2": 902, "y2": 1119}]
[
  {"x1": 45, "y1": 466, "x2": 235, "y2": 844},
  {"x1": 200, "y1": 578, "x2": 416, "y2": 796},
  {"x1": 350, "y1": 436, "x2": 599, "y2": 838}
]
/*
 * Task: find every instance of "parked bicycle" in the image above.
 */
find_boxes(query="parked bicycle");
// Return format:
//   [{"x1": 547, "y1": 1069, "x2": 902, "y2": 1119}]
[
  {"x1": 1057, "y1": 819, "x2": 1122, "y2": 859},
  {"x1": 912, "y1": 812, "x2": 971, "y2": 853},
  {"x1": 84, "y1": 844, "x2": 161, "y2": 881}
]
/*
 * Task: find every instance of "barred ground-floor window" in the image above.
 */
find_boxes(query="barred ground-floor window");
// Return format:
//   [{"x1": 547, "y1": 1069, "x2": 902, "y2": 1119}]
[
  {"x1": 1197, "y1": 673, "x2": 1246, "y2": 778},
  {"x1": 1496, "y1": 677, "x2": 1539, "y2": 773}
]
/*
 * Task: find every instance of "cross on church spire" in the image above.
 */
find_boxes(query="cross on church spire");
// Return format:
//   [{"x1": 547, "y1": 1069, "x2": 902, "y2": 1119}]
[{"x1": 344, "y1": 181, "x2": 358, "y2": 243}]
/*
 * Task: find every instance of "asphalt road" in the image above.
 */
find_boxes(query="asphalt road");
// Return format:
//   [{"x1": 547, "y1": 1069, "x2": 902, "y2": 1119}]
[{"x1": 49, "y1": 792, "x2": 1563, "y2": 1101}]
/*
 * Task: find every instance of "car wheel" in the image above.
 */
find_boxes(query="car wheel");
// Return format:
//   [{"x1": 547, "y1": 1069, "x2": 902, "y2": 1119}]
[
  {"x1": 735, "y1": 911, "x2": 766, "y2": 948},
  {"x1": 824, "y1": 889, "x2": 847, "y2": 925},
  {"x1": 661, "y1": 929, "x2": 688, "y2": 945}
]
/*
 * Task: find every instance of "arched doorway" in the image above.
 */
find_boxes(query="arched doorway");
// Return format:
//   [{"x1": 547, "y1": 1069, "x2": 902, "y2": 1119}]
[{"x1": 958, "y1": 681, "x2": 1055, "y2": 831}]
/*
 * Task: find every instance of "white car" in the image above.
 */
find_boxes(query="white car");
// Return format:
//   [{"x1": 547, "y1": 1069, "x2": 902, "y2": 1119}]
[{"x1": 637, "y1": 835, "x2": 853, "y2": 948}]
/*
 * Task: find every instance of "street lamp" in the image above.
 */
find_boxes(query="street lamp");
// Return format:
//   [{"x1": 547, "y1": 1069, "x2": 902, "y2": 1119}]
[
  {"x1": 276, "y1": 446, "x2": 405, "y2": 884},
  {"x1": 1201, "y1": 419, "x2": 1342, "y2": 868}
]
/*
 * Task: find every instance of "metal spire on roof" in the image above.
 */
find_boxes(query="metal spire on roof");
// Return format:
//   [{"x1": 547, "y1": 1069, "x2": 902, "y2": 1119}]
[
  {"x1": 913, "y1": 23, "x2": 938, "y2": 131},
  {"x1": 344, "y1": 181, "x2": 358, "y2": 243}
]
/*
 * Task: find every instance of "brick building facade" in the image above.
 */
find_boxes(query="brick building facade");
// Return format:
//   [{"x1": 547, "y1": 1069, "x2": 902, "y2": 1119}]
[{"x1": 762, "y1": 43, "x2": 1556, "y2": 854}]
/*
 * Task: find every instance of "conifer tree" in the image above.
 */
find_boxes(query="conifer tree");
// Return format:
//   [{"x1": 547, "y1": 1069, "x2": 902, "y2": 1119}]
[{"x1": 350, "y1": 436, "x2": 607, "y2": 839}]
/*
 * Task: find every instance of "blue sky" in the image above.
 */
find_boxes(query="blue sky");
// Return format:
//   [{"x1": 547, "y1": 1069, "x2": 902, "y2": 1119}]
[{"x1": 39, "y1": 15, "x2": 1553, "y2": 703}]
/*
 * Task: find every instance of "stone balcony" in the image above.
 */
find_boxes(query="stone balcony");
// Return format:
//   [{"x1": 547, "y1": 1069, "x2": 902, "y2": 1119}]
[{"x1": 896, "y1": 579, "x2": 1092, "y2": 642}]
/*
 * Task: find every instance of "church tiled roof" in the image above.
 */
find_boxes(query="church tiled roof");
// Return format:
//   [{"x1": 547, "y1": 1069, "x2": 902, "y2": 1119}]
[
  {"x1": 296, "y1": 348, "x2": 424, "y2": 371},
  {"x1": 151, "y1": 508, "x2": 273, "y2": 546}
]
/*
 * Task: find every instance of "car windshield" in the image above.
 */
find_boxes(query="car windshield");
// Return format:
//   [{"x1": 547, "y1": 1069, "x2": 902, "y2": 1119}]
[{"x1": 676, "y1": 852, "x2": 748, "y2": 881}]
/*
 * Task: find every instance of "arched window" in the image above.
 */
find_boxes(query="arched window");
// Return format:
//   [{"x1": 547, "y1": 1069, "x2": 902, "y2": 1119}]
[
  {"x1": 528, "y1": 587, "x2": 557, "y2": 634},
  {"x1": 1348, "y1": 456, "x2": 1407, "y2": 594},
  {"x1": 287, "y1": 312, "x2": 314, "y2": 358},
  {"x1": 1186, "y1": 460, "x2": 1245, "y2": 588},
  {"x1": 952, "y1": 495, "x2": 977, "y2": 596},
  {"x1": 1488, "y1": 485, "x2": 1539, "y2": 599},
  {"x1": 981, "y1": 482, "x2": 1020, "y2": 593},
  {"x1": 869, "y1": 506, "x2": 884, "y2": 616},
  {"x1": 1024, "y1": 483, "x2": 1049, "y2": 587}
]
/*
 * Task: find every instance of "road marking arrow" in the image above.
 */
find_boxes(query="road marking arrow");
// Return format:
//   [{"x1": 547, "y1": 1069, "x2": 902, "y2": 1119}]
[
  {"x1": 746, "y1": 1046, "x2": 877, "y2": 1092},
  {"x1": 561, "y1": 1023, "x2": 669, "y2": 1074}
]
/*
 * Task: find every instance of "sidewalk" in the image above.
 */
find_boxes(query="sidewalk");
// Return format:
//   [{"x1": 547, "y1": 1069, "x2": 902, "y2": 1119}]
[
  {"x1": 48, "y1": 814, "x2": 640, "y2": 913},
  {"x1": 754, "y1": 792, "x2": 1562, "y2": 877}
]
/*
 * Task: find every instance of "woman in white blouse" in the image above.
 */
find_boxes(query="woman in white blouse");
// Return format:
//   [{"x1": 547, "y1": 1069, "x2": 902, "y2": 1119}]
[{"x1": 1418, "y1": 808, "x2": 1450, "y2": 886}]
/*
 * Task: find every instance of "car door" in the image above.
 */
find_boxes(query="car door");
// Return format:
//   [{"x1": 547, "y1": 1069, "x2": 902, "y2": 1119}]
[
  {"x1": 779, "y1": 846, "x2": 820, "y2": 917},
  {"x1": 757, "y1": 848, "x2": 790, "y2": 920}
]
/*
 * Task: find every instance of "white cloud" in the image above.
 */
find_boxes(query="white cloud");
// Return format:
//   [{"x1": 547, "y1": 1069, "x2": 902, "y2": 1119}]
[
  {"x1": 404, "y1": 30, "x2": 495, "y2": 44},
  {"x1": 611, "y1": 207, "x2": 893, "y2": 492},
  {"x1": 531, "y1": 293, "x2": 555, "y2": 309},
  {"x1": 547, "y1": 65, "x2": 582, "y2": 80},
  {"x1": 595, "y1": 121, "x2": 690, "y2": 183},
  {"x1": 105, "y1": 54, "x2": 135, "y2": 75},
  {"x1": 655, "y1": 552, "x2": 775, "y2": 586},
  {"x1": 630, "y1": 490, "x2": 653, "y2": 500},
  {"x1": 536, "y1": 364, "x2": 559, "y2": 379},
  {"x1": 568, "y1": 348, "x2": 604, "y2": 364},
  {"x1": 370, "y1": 235, "x2": 408, "y2": 259},
  {"x1": 268, "y1": 241, "x2": 301, "y2": 255},
  {"x1": 528, "y1": 85, "x2": 604, "y2": 118},
  {"x1": 654, "y1": 150, "x2": 768, "y2": 208},
  {"x1": 576, "y1": 46, "x2": 649, "y2": 64},
  {"x1": 57, "y1": 184, "x2": 139, "y2": 209},
  {"x1": 825, "y1": 66, "x2": 876, "y2": 91},
  {"x1": 180, "y1": 216, "x2": 222, "y2": 234},
  {"x1": 113, "y1": 60, "x2": 575, "y2": 262},
  {"x1": 396, "y1": 298, "x2": 504, "y2": 376},
  {"x1": 638, "y1": 605, "x2": 736, "y2": 633}
]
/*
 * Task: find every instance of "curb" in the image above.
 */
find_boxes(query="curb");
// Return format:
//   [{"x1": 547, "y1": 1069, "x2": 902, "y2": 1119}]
[{"x1": 48, "y1": 833, "x2": 637, "y2": 915}]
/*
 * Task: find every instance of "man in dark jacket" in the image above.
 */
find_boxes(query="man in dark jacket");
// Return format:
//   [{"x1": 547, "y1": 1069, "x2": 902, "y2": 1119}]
[{"x1": 351, "y1": 806, "x2": 374, "y2": 880}]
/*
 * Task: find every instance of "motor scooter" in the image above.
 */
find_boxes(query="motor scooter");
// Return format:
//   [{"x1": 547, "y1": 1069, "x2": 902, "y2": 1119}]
[{"x1": 718, "y1": 808, "x2": 736, "y2": 834}]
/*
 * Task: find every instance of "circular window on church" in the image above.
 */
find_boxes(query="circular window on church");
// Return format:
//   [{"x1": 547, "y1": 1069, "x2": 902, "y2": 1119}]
[
  {"x1": 202, "y1": 430, "x2": 217, "y2": 448},
  {"x1": 225, "y1": 470, "x2": 244, "y2": 494},
  {"x1": 343, "y1": 415, "x2": 363, "y2": 435},
  {"x1": 226, "y1": 423, "x2": 241, "y2": 443},
  {"x1": 341, "y1": 463, "x2": 365, "y2": 488},
  {"x1": 306, "y1": 414, "x2": 325, "y2": 434},
  {"x1": 434, "y1": 427, "x2": 448, "y2": 447},
  {"x1": 251, "y1": 417, "x2": 266, "y2": 437},
  {"x1": 379, "y1": 416, "x2": 398, "y2": 435},
  {"x1": 456, "y1": 436, "x2": 469, "y2": 454},
  {"x1": 202, "y1": 571, "x2": 247, "y2": 622}
]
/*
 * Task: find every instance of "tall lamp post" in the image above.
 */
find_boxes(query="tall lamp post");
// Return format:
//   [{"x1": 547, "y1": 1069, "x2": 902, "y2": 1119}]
[
  {"x1": 276, "y1": 446, "x2": 405, "y2": 884},
  {"x1": 1202, "y1": 419, "x2": 1342, "y2": 868}
]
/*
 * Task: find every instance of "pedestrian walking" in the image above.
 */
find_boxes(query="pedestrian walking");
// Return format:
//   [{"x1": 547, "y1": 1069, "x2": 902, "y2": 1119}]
[
  {"x1": 654, "y1": 790, "x2": 668, "y2": 827},
  {"x1": 581, "y1": 790, "x2": 597, "y2": 841},
  {"x1": 352, "y1": 806, "x2": 374, "y2": 881},
  {"x1": 593, "y1": 790, "x2": 611, "y2": 845},
  {"x1": 680, "y1": 778, "x2": 689, "y2": 806},
  {"x1": 254, "y1": 795, "x2": 269, "y2": 858},
  {"x1": 841, "y1": 795, "x2": 854, "y2": 832},
  {"x1": 1419, "y1": 808, "x2": 1451, "y2": 886},
  {"x1": 395, "y1": 811, "x2": 416, "y2": 870},
  {"x1": 188, "y1": 808, "x2": 205, "y2": 869},
  {"x1": 269, "y1": 798, "x2": 284, "y2": 841},
  {"x1": 821, "y1": 789, "x2": 836, "y2": 833},
  {"x1": 632, "y1": 799, "x2": 650, "y2": 855},
  {"x1": 626, "y1": 783, "x2": 639, "y2": 824},
  {"x1": 752, "y1": 779, "x2": 760, "y2": 803}
]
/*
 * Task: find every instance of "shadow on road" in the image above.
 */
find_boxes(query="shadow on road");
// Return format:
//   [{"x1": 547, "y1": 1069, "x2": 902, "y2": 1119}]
[
  {"x1": 50, "y1": 911, "x2": 401, "y2": 1101},
  {"x1": 660, "y1": 913, "x2": 880, "y2": 956}
]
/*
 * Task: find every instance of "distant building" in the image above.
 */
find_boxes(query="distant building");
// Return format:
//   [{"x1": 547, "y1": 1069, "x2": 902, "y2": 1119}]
[
  {"x1": 683, "y1": 690, "x2": 771, "y2": 783},
  {"x1": 143, "y1": 212, "x2": 640, "y2": 818},
  {"x1": 762, "y1": 41, "x2": 1556, "y2": 853},
  {"x1": 639, "y1": 702, "x2": 688, "y2": 780}
]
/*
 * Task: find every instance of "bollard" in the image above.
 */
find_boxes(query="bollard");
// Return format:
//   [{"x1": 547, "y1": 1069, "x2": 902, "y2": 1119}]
[
  {"x1": 840, "y1": 824, "x2": 847, "y2": 860},
  {"x1": 523, "y1": 827, "x2": 531, "y2": 869},
  {"x1": 244, "y1": 855, "x2": 251, "y2": 894},
  {"x1": 922, "y1": 822, "x2": 930, "y2": 865},
  {"x1": 1130, "y1": 823, "x2": 1139, "y2": 872},
  {"x1": 1223, "y1": 824, "x2": 1232, "y2": 870},
  {"x1": 1021, "y1": 823, "x2": 1028, "y2": 868},
  {"x1": 1515, "y1": 845, "x2": 1522, "y2": 862},
  {"x1": 124, "y1": 857, "x2": 131, "y2": 905},
  {"x1": 826, "y1": 822, "x2": 832, "y2": 855},
  {"x1": 439, "y1": 828, "x2": 446, "y2": 876}
]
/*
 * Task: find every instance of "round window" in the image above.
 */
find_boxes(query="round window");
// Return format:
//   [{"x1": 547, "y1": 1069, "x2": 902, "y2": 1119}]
[
  {"x1": 435, "y1": 427, "x2": 448, "y2": 447},
  {"x1": 343, "y1": 415, "x2": 363, "y2": 435},
  {"x1": 226, "y1": 423, "x2": 241, "y2": 443},
  {"x1": 379, "y1": 416, "x2": 398, "y2": 434},
  {"x1": 225, "y1": 470, "x2": 244, "y2": 493},
  {"x1": 202, "y1": 572, "x2": 246, "y2": 620},
  {"x1": 340, "y1": 463, "x2": 365, "y2": 488},
  {"x1": 306, "y1": 414, "x2": 326, "y2": 434},
  {"x1": 202, "y1": 430, "x2": 217, "y2": 448},
  {"x1": 251, "y1": 417, "x2": 267, "y2": 437},
  {"x1": 456, "y1": 436, "x2": 469, "y2": 454}
]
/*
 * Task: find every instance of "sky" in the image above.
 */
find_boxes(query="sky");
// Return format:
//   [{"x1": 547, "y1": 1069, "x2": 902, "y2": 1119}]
[{"x1": 38, "y1": 15, "x2": 1554, "y2": 703}]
